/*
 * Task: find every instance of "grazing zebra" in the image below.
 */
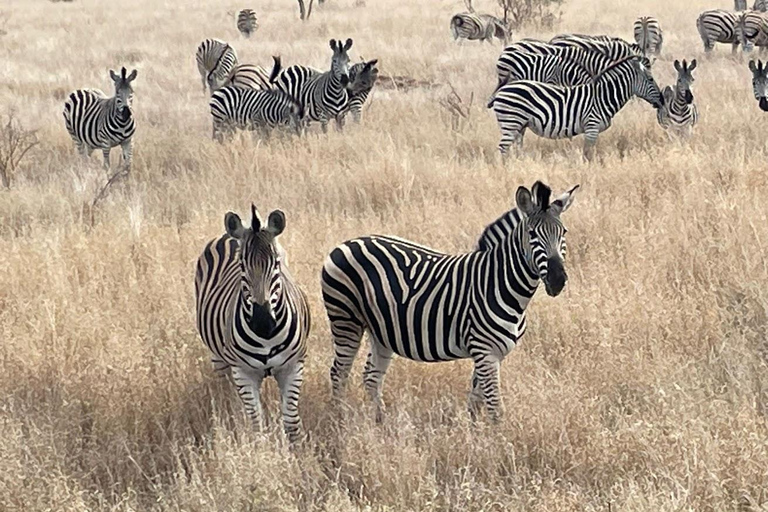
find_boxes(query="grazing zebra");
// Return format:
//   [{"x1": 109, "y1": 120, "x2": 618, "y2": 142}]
[
  {"x1": 209, "y1": 86, "x2": 304, "y2": 141},
  {"x1": 749, "y1": 60, "x2": 768, "y2": 110},
  {"x1": 450, "y1": 12, "x2": 508, "y2": 43},
  {"x1": 657, "y1": 59, "x2": 699, "y2": 136},
  {"x1": 634, "y1": 16, "x2": 664, "y2": 55},
  {"x1": 697, "y1": 10, "x2": 741, "y2": 53},
  {"x1": 736, "y1": 10, "x2": 768, "y2": 52},
  {"x1": 196, "y1": 38, "x2": 239, "y2": 93},
  {"x1": 63, "y1": 67, "x2": 137, "y2": 173},
  {"x1": 195, "y1": 206, "x2": 311, "y2": 442},
  {"x1": 489, "y1": 56, "x2": 663, "y2": 160},
  {"x1": 273, "y1": 38, "x2": 353, "y2": 132},
  {"x1": 221, "y1": 57, "x2": 280, "y2": 91},
  {"x1": 322, "y1": 181, "x2": 578, "y2": 422},
  {"x1": 237, "y1": 9, "x2": 258, "y2": 38},
  {"x1": 341, "y1": 59, "x2": 379, "y2": 123}
]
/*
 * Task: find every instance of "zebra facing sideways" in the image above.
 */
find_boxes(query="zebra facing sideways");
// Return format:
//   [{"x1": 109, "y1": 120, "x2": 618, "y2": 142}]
[
  {"x1": 749, "y1": 59, "x2": 768, "y2": 111},
  {"x1": 697, "y1": 9, "x2": 740, "y2": 53},
  {"x1": 322, "y1": 181, "x2": 578, "y2": 422},
  {"x1": 550, "y1": 33, "x2": 644, "y2": 57},
  {"x1": 63, "y1": 67, "x2": 137, "y2": 173},
  {"x1": 195, "y1": 206, "x2": 311, "y2": 442},
  {"x1": 634, "y1": 16, "x2": 664, "y2": 56},
  {"x1": 196, "y1": 38, "x2": 238, "y2": 93},
  {"x1": 450, "y1": 12, "x2": 508, "y2": 43},
  {"x1": 489, "y1": 56, "x2": 663, "y2": 160},
  {"x1": 341, "y1": 59, "x2": 379, "y2": 124},
  {"x1": 657, "y1": 59, "x2": 699, "y2": 136},
  {"x1": 237, "y1": 9, "x2": 258, "y2": 38}
]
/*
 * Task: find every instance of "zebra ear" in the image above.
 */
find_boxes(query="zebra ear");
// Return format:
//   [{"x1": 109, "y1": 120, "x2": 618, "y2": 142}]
[
  {"x1": 126, "y1": 69, "x2": 138, "y2": 82},
  {"x1": 674, "y1": 60, "x2": 682, "y2": 72},
  {"x1": 367, "y1": 59, "x2": 379, "y2": 69},
  {"x1": 531, "y1": 181, "x2": 551, "y2": 210},
  {"x1": 515, "y1": 186, "x2": 536, "y2": 216},
  {"x1": 109, "y1": 69, "x2": 119, "y2": 82},
  {"x1": 329, "y1": 39, "x2": 338, "y2": 52},
  {"x1": 225, "y1": 212, "x2": 246, "y2": 239},
  {"x1": 689, "y1": 59, "x2": 697, "y2": 72},
  {"x1": 267, "y1": 210, "x2": 286, "y2": 236},
  {"x1": 750, "y1": 60, "x2": 758, "y2": 73},
  {"x1": 343, "y1": 38, "x2": 353, "y2": 51},
  {"x1": 550, "y1": 185, "x2": 579, "y2": 216}
]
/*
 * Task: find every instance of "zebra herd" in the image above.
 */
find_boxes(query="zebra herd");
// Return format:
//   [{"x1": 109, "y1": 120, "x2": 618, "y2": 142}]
[{"x1": 697, "y1": 0, "x2": 768, "y2": 53}]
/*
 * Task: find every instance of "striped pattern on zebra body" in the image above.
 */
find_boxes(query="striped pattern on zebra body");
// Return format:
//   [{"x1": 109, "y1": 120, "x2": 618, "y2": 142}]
[
  {"x1": 749, "y1": 59, "x2": 768, "y2": 110},
  {"x1": 489, "y1": 56, "x2": 663, "y2": 160},
  {"x1": 657, "y1": 59, "x2": 698, "y2": 136},
  {"x1": 195, "y1": 206, "x2": 311, "y2": 442},
  {"x1": 550, "y1": 34, "x2": 644, "y2": 59},
  {"x1": 450, "y1": 12, "x2": 508, "y2": 43},
  {"x1": 736, "y1": 10, "x2": 768, "y2": 52},
  {"x1": 196, "y1": 38, "x2": 239, "y2": 93},
  {"x1": 222, "y1": 57, "x2": 281, "y2": 91},
  {"x1": 697, "y1": 10, "x2": 741, "y2": 53},
  {"x1": 237, "y1": 9, "x2": 258, "y2": 38},
  {"x1": 322, "y1": 181, "x2": 578, "y2": 423},
  {"x1": 63, "y1": 67, "x2": 137, "y2": 173},
  {"x1": 342, "y1": 59, "x2": 379, "y2": 123},
  {"x1": 274, "y1": 38, "x2": 353, "y2": 132},
  {"x1": 634, "y1": 16, "x2": 664, "y2": 56},
  {"x1": 209, "y1": 86, "x2": 304, "y2": 141}
]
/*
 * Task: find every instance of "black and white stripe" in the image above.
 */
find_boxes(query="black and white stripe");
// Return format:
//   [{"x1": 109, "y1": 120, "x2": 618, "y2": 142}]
[
  {"x1": 209, "y1": 86, "x2": 304, "y2": 141},
  {"x1": 221, "y1": 57, "x2": 281, "y2": 91},
  {"x1": 749, "y1": 59, "x2": 768, "y2": 111},
  {"x1": 322, "y1": 182, "x2": 578, "y2": 422},
  {"x1": 63, "y1": 67, "x2": 137, "y2": 172},
  {"x1": 196, "y1": 38, "x2": 239, "y2": 93},
  {"x1": 657, "y1": 59, "x2": 699, "y2": 135},
  {"x1": 550, "y1": 34, "x2": 644, "y2": 59},
  {"x1": 697, "y1": 10, "x2": 741, "y2": 53},
  {"x1": 195, "y1": 206, "x2": 311, "y2": 442},
  {"x1": 273, "y1": 38, "x2": 352, "y2": 132},
  {"x1": 450, "y1": 12, "x2": 507, "y2": 43},
  {"x1": 736, "y1": 9, "x2": 768, "y2": 52},
  {"x1": 634, "y1": 16, "x2": 664, "y2": 56},
  {"x1": 489, "y1": 56, "x2": 663, "y2": 160},
  {"x1": 341, "y1": 59, "x2": 379, "y2": 123},
  {"x1": 755, "y1": 0, "x2": 768, "y2": 12},
  {"x1": 237, "y1": 9, "x2": 258, "y2": 38}
]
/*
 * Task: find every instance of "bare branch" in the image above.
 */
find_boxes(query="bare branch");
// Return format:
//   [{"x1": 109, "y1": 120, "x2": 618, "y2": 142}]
[{"x1": 0, "y1": 113, "x2": 39, "y2": 189}]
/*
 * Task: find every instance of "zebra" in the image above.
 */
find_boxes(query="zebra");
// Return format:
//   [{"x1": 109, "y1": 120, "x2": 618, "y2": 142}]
[
  {"x1": 195, "y1": 206, "x2": 311, "y2": 442},
  {"x1": 63, "y1": 67, "x2": 137, "y2": 173},
  {"x1": 221, "y1": 57, "x2": 281, "y2": 91},
  {"x1": 322, "y1": 181, "x2": 578, "y2": 423},
  {"x1": 209, "y1": 86, "x2": 304, "y2": 141},
  {"x1": 488, "y1": 56, "x2": 663, "y2": 160},
  {"x1": 634, "y1": 16, "x2": 664, "y2": 56},
  {"x1": 550, "y1": 34, "x2": 644, "y2": 58},
  {"x1": 450, "y1": 12, "x2": 508, "y2": 43},
  {"x1": 341, "y1": 59, "x2": 379, "y2": 124},
  {"x1": 749, "y1": 60, "x2": 768, "y2": 111},
  {"x1": 736, "y1": 10, "x2": 768, "y2": 52},
  {"x1": 273, "y1": 38, "x2": 353, "y2": 132},
  {"x1": 196, "y1": 38, "x2": 238, "y2": 93},
  {"x1": 754, "y1": 0, "x2": 768, "y2": 12},
  {"x1": 657, "y1": 59, "x2": 699, "y2": 136},
  {"x1": 237, "y1": 9, "x2": 258, "y2": 38},
  {"x1": 697, "y1": 10, "x2": 741, "y2": 53}
]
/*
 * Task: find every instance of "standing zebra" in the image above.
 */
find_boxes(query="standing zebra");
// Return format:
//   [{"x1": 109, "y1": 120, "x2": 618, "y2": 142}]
[
  {"x1": 755, "y1": 0, "x2": 768, "y2": 12},
  {"x1": 749, "y1": 60, "x2": 768, "y2": 111},
  {"x1": 209, "y1": 86, "x2": 304, "y2": 141},
  {"x1": 450, "y1": 12, "x2": 508, "y2": 43},
  {"x1": 657, "y1": 59, "x2": 699, "y2": 136},
  {"x1": 273, "y1": 38, "x2": 353, "y2": 132},
  {"x1": 697, "y1": 9, "x2": 741, "y2": 53},
  {"x1": 63, "y1": 67, "x2": 137, "y2": 173},
  {"x1": 489, "y1": 56, "x2": 663, "y2": 160},
  {"x1": 341, "y1": 59, "x2": 379, "y2": 124},
  {"x1": 634, "y1": 16, "x2": 664, "y2": 56},
  {"x1": 322, "y1": 181, "x2": 578, "y2": 422},
  {"x1": 195, "y1": 206, "x2": 311, "y2": 442},
  {"x1": 237, "y1": 9, "x2": 258, "y2": 38},
  {"x1": 550, "y1": 34, "x2": 644, "y2": 58},
  {"x1": 196, "y1": 38, "x2": 239, "y2": 93},
  {"x1": 736, "y1": 10, "x2": 768, "y2": 52}
]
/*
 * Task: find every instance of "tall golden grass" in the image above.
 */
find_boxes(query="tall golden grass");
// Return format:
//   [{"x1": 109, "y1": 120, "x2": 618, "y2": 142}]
[{"x1": 1, "y1": 0, "x2": 767, "y2": 510}]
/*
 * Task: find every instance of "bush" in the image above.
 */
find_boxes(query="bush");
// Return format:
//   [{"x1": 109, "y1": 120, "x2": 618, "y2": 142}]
[
  {"x1": 498, "y1": 0, "x2": 564, "y2": 30},
  {"x1": 0, "y1": 113, "x2": 38, "y2": 189}
]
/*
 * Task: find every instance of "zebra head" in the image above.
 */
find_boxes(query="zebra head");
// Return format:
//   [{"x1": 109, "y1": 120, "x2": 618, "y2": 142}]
[
  {"x1": 516, "y1": 181, "x2": 579, "y2": 297},
  {"x1": 631, "y1": 56, "x2": 664, "y2": 109},
  {"x1": 109, "y1": 67, "x2": 137, "y2": 118},
  {"x1": 673, "y1": 59, "x2": 697, "y2": 104},
  {"x1": 749, "y1": 60, "x2": 768, "y2": 111},
  {"x1": 329, "y1": 38, "x2": 353, "y2": 87},
  {"x1": 347, "y1": 59, "x2": 379, "y2": 95},
  {"x1": 224, "y1": 205, "x2": 286, "y2": 338}
]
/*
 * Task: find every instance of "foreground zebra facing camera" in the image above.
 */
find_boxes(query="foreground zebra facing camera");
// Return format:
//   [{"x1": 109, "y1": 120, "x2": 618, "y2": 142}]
[
  {"x1": 195, "y1": 206, "x2": 311, "y2": 443},
  {"x1": 322, "y1": 181, "x2": 578, "y2": 423}
]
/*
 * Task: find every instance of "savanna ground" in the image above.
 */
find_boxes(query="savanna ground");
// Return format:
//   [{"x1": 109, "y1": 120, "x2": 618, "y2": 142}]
[{"x1": 1, "y1": 0, "x2": 767, "y2": 510}]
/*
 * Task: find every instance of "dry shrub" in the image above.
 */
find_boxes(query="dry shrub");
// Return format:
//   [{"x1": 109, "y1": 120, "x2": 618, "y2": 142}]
[
  {"x1": 498, "y1": 0, "x2": 564, "y2": 30},
  {"x1": 0, "y1": 113, "x2": 38, "y2": 189}
]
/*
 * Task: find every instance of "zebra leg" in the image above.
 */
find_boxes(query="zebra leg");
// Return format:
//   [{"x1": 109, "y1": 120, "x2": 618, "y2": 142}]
[
  {"x1": 329, "y1": 319, "x2": 365, "y2": 399},
  {"x1": 467, "y1": 368, "x2": 485, "y2": 421},
  {"x1": 120, "y1": 139, "x2": 133, "y2": 173},
  {"x1": 230, "y1": 365, "x2": 265, "y2": 430},
  {"x1": 362, "y1": 342, "x2": 393, "y2": 423},
  {"x1": 583, "y1": 130, "x2": 599, "y2": 162},
  {"x1": 211, "y1": 356, "x2": 230, "y2": 377},
  {"x1": 102, "y1": 149, "x2": 111, "y2": 172},
  {"x1": 275, "y1": 360, "x2": 305, "y2": 443},
  {"x1": 473, "y1": 355, "x2": 503, "y2": 422}
]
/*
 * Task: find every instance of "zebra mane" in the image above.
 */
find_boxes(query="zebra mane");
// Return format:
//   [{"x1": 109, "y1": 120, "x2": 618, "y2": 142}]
[
  {"x1": 475, "y1": 208, "x2": 523, "y2": 251},
  {"x1": 591, "y1": 55, "x2": 639, "y2": 82}
]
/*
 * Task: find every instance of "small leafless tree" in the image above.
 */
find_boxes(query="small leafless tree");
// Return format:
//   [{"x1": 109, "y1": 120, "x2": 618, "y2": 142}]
[
  {"x1": 298, "y1": 0, "x2": 315, "y2": 20},
  {"x1": 0, "y1": 113, "x2": 38, "y2": 189},
  {"x1": 439, "y1": 83, "x2": 474, "y2": 132},
  {"x1": 497, "y1": 0, "x2": 564, "y2": 30}
]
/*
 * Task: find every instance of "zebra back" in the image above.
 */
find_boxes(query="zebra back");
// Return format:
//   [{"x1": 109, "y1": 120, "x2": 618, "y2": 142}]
[
  {"x1": 196, "y1": 39, "x2": 239, "y2": 92},
  {"x1": 222, "y1": 56, "x2": 281, "y2": 91},
  {"x1": 237, "y1": 9, "x2": 258, "y2": 37},
  {"x1": 697, "y1": 10, "x2": 740, "y2": 45},
  {"x1": 210, "y1": 86, "x2": 303, "y2": 138}
]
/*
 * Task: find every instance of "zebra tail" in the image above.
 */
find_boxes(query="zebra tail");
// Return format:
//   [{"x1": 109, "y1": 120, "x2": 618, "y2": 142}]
[{"x1": 269, "y1": 56, "x2": 282, "y2": 84}]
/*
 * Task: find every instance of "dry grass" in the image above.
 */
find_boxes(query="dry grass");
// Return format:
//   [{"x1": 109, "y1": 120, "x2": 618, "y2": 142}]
[{"x1": 1, "y1": 0, "x2": 768, "y2": 510}]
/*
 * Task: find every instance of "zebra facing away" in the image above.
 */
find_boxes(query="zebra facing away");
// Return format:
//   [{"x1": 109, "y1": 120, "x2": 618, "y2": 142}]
[
  {"x1": 489, "y1": 56, "x2": 663, "y2": 160},
  {"x1": 749, "y1": 60, "x2": 768, "y2": 111},
  {"x1": 697, "y1": 9, "x2": 740, "y2": 53},
  {"x1": 221, "y1": 57, "x2": 281, "y2": 91},
  {"x1": 342, "y1": 59, "x2": 379, "y2": 123},
  {"x1": 657, "y1": 59, "x2": 699, "y2": 136},
  {"x1": 209, "y1": 86, "x2": 304, "y2": 141},
  {"x1": 195, "y1": 206, "x2": 311, "y2": 442},
  {"x1": 322, "y1": 181, "x2": 578, "y2": 423},
  {"x1": 736, "y1": 10, "x2": 768, "y2": 52},
  {"x1": 237, "y1": 9, "x2": 258, "y2": 38},
  {"x1": 450, "y1": 12, "x2": 508, "y2": 43},
  {"x1": 196, "y1": 38, "x2": 239, "y2": 93},
  {"x1": 274, "y1": 38, "x2": 353, "y2": 132},
  {"x1": 634, "y1": 16, "x2": 664, "y2": 56},
  {"x1": 63, "y1": 67, "x2": 137, "y2": 173}
]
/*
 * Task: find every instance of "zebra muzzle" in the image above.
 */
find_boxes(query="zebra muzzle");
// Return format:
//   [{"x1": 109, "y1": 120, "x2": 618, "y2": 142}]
[
  {"x1": 543, "y1": 257, "x2": 567, "y2": 297},
  {"x1": 684, "y1": 90, "x2": 694, "y2": 104},
  {"x1": 248, "y1": 303, "x2": 277, "y2": 338},
  {"x1": 760, "y1": 97, "x2": 768, "y2": 112}
]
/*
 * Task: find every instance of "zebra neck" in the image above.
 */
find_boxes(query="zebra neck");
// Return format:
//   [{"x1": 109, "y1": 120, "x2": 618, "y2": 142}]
[
  {"x1": 482, "y1": 220, "x2": 540, "y2": 304},
  {"x1": 107, "y1": 98, "x2": 133, "y2": 124},
  {"x1": 594, "y1": 70, "x2": 635, "y2": 119}
]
